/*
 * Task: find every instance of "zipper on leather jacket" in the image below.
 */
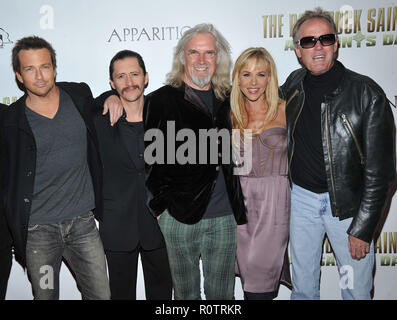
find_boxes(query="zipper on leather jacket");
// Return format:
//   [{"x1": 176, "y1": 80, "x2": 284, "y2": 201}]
[
  {"x1": 286, "y1": 89, "x2": 299, "y2": 107},
  {"x1": 325, "y1": 103, "x2": 337, "y2": 212},
  {"x1": 288, "y1": 87, "x2": 303, "y2": 184},
  {"x1": 341, "y1": 113, "x2": 364, "y2": 165}
]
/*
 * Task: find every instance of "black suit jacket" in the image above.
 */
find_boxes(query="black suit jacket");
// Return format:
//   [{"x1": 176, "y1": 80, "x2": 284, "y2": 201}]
[
  {"x1": 0, "y1": 83, "x2": 103, "y2": 266},
  {"x1": 0, "y1": 103, "x2": 12, "y2": 253},
  {"x1": 93, "y1": 101, "x2": 165, "y2": 252}
]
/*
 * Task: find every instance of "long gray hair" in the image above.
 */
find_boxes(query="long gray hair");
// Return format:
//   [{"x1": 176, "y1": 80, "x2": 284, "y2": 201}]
[{"x1": 165, "y1": 23, "x2": 232, "y2": 101}]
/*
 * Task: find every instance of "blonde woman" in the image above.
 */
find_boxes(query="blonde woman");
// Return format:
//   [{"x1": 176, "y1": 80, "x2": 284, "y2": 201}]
[{"x1": 231, "y1": 47, "x2": 291, "y2": 300}]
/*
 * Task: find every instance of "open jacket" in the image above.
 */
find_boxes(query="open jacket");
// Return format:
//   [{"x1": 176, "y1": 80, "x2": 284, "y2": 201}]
[
  {"x1": 0, "y1": 82, "x2": 103, "y2": 266},
  {"x1": 144, "y1": 83, "x2": 247, "y2": 225},
  {"x1": 0, "y1": 104, "x2": 12, "y2": 253},
  {"x1": 93, "y1": 102, "x2": 165, "y2": 252},
  {"x1": 281, "y1": 63, "x2": 396, "y2": 243}
]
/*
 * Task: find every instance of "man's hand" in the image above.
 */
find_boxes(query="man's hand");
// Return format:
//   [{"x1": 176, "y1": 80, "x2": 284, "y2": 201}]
[
  {"x1": 103, "y1": 95, "x2": 123, "y2": 126},
  {"x1": 157, "y1": 209, "x2": 168, "y2": 221},
  {"x1": 348, "y1": 235, "x2": 370, "y2": 260}
]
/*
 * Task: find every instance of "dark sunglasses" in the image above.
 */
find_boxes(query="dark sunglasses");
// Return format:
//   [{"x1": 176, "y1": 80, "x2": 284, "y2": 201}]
[{"x1": 296, "y1": 33, "x2": 336, "y2": 49}]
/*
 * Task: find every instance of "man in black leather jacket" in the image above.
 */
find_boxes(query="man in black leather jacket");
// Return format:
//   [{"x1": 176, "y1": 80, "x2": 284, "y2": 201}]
[{"x1": 281, "y1": 8, "x2": 396, "y2": 300}]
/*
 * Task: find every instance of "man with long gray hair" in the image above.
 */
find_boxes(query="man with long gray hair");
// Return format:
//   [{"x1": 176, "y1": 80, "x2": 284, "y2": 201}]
[
  {"x1": 144, "y1": 23, "x2": 247, "y2": 299},
  {"x1": 281, "y1": 8, "x2": 395, "y2": 299}
]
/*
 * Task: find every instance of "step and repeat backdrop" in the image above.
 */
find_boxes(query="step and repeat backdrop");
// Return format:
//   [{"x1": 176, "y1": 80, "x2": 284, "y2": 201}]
[{"x1": 1, "y1": 0, "x2": 396, "y2": 300}]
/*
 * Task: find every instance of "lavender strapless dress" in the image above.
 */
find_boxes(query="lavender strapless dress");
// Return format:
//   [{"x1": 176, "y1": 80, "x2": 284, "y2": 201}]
[{"x1": 235, "y1": 127, "x2": 291, "y2": 293}]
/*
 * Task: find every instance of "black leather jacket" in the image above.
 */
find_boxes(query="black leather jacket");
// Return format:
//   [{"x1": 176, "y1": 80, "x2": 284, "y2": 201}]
[{"x1": 281, "y1": 63, "x2": 396, "y2": 243}]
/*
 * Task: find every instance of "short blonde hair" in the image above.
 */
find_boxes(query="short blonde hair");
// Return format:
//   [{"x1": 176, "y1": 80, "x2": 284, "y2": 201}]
[{"x1": 230, "y1": 47, "x2": 280, "y2": 136}]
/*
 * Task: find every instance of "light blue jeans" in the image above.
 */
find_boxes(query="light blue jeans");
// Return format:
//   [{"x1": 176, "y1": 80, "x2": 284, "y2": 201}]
[
  {"x1": 26, "y1": 212, "x2": 110, "y2": 300},
  {"x1": 290, "y1": 184, "x2": 374, "y2": 300}
]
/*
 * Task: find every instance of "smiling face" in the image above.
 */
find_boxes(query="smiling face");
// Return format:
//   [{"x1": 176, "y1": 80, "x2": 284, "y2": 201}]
[
  {"x1": 239, "y1": 58, "x2": 269, "y2": 103},
  {"x1": 16, "y1": 48, "x2": 57, "y2": 98},
  {"x1": 295, "y1": 18, "x2": 338, "y2": 75},
  {"x1": 110, "y1": 57, "x2": 148, "y2": 104},
  {"x1": 182, "y1": 32, "x2": 218, "y2": 90}
]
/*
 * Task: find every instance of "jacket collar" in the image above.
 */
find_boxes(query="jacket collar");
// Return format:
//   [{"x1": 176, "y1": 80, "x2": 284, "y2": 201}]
[
  {"x1": 179, "y1": 82, "x2": 225, "y2": 117},
  {"x1": 183, "y1": 83, "x2": 212, "y2": 117},
  {"x1": 57, "y1": 82, "x2": 89, "y2": 123},
  {"x1": 291, "y1": 61, "x2": 347, "y2": 98},
  {"x1": 3, "y1": 94, "x2": 33, "y2": 136},
  {"x1": 8, "y1": 82, "x2": 91, "y2": 136}
]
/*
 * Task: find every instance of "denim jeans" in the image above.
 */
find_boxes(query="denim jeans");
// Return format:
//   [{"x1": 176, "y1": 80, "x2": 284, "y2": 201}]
[
  {"x1": 290, "y1": 184, "x2": 374, "y2": 300},
  {"x1": 26, "y1": 212, "x2": 110, "y2": 300}
]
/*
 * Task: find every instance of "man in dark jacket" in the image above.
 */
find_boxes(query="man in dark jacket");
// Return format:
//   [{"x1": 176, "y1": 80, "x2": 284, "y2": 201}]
[
  {"x1": 144, "y1": 23, "x2": 247, "y2": 300},
  {"x1": 0, "y1": 103, "x2": 12, "y2": 300},
  {"x1": 103, "y1": 24, "x2": 247, "y2": 300},
  {"x1": 94, "y1": 50, "x2": 172, "y2": 300},
  {"x1": 281, "y1": 8, "x2": 396, "y2": 300},
  {"x1": 0, "y1": 36, "x2": 110, "y2": 299}
]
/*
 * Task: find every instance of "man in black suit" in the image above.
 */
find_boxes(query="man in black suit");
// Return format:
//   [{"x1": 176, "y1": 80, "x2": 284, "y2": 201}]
[
  {"x1": 94, "y1": 50, "x2": 172, "y2": 300},
  {"x1": 1, "y1": 36, "x2": 110, "y2": 299},
  {"x1": 0, "y1": 103, "x2": 12, "y2": 299}
]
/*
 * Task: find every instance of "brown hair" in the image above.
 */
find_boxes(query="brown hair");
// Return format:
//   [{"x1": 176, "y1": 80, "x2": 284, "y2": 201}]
[{"x1": 12, "y1": 36, "x2": 57, "y2": 73}]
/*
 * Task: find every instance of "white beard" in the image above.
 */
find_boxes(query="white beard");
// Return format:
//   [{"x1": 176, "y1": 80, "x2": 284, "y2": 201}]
[{"x1": 191, "y1": 73, "x2": 211, "y2": 88}]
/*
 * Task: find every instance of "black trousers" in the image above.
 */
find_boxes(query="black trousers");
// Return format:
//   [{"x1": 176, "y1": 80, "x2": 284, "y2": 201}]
[
  {"x1": 0, "y1": 208, "x2": 12, "y2": 300},
  {"x1": 0, "y1": 246, "x2": 12, "y2": 300},
  {"x1": 105, "y1": 246, "x2": 172, "y2": 300},
  {"x1": 244, "y1": 291, "x2": 274, "y2": 300}
]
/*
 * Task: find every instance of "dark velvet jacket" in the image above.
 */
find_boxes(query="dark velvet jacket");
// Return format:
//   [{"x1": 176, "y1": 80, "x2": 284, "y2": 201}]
[
  {"x1": 281, "y1": 63, "x2": 396, "y2": 243},
  {"x1": 0, "y1": 82, "x2": 103, "y2": 266},
  {"x1": 144, "y1": 84, "x2": 247, "y2": 225}
]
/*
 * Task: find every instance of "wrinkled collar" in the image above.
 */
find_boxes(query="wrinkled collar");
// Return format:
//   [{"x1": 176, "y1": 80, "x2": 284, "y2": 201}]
[{"x1": 184, "y1": 84, "x2": 211, "y2": 115}]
